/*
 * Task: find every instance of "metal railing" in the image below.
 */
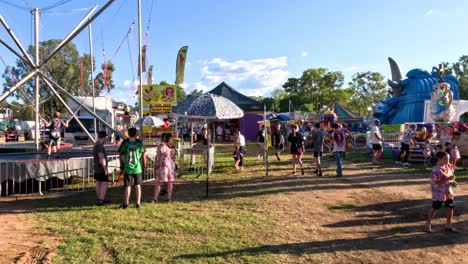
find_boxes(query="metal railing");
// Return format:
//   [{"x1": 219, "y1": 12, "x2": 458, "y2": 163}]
[{"x1": 0, "y1": 154, "x2": 131, "y2": 197}]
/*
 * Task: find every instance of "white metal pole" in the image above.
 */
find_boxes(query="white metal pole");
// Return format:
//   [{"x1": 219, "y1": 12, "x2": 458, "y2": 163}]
[
  {"x1": 33, "y1": 8, "x2": 40, "y2": 151},
  {"x1": 137, "y1": 0, "x2": 143, "y2": 117},
  {"x1": 89, "y1": 24, "x2": 97, "y2": 139}
]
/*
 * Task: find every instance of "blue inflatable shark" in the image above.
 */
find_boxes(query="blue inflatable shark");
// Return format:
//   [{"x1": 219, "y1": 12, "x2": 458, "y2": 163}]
[{"x1": 374, "y1": 58, "x2": 459, "y2": 124}]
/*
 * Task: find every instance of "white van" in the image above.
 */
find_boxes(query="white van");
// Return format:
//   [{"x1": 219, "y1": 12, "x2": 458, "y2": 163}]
[{"x1": 64, "y1": 117, "x2": 97, "y2": 145}]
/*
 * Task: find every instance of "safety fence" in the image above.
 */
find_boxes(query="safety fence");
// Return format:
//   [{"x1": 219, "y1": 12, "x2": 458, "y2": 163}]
[{"x1": 0, "y1": 154, "x2": 157, "y2": 197}]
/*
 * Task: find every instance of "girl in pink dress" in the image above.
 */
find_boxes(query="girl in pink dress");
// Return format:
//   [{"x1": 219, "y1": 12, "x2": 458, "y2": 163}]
[
  {"x1": 153, "y1": 133, "x2": 175, "y2": 202},
  {"x1": 425, "y1": 151, "x2": 457, "y2": 233}
]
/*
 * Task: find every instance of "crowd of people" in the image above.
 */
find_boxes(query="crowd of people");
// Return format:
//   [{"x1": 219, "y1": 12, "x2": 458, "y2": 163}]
[{"x1": 85, "y1": 115, "x2": 465, "y2": 232}]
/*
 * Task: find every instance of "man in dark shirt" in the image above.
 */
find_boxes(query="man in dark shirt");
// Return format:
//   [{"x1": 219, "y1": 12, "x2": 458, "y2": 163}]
[
  {"x1": 311, "y1": 123, "x2": 325, "y2": 176},
  {"x1": 272, "y1": 124, "x2": 284, "y2": 161},
  {"x1": 93, "y1": 131, "x2": 109, "y2": 205}
]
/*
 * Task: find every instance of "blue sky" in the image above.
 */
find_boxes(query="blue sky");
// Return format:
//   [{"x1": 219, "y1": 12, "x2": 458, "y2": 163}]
[{"x1": 1, "y1": 0, "x2": 468, "y2": 105}]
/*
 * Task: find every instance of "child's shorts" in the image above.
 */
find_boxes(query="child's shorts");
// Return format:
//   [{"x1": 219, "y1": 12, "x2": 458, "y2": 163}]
[{"x1": 432, "y1": 199, "x2": 454, "y2": 209}]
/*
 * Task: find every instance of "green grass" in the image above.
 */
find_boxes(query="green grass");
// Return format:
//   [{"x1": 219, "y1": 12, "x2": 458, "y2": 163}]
[
  {"x1": 30, "y1": 142, "x2": 468, "y2": 263},
  {"x1": 35, "y1": 143, "x2": 280, "y2": 264}
]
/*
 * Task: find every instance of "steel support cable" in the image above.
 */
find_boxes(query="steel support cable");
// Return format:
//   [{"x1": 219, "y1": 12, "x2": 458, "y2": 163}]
[
  {"x1": 42, "y1": 0, "x2": 73, "y2": 12},
  {"x1": 0, "y1": 0, "x2": 29, "y2": 11}
]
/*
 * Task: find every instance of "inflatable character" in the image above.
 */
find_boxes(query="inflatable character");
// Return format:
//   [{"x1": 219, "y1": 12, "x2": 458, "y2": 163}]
[
  {"x1": 374, "y1": 58, "x2": 459, "y2": 124},
  {"x1": 430, "y1": 81, "x2": 455, "y2": 122}
]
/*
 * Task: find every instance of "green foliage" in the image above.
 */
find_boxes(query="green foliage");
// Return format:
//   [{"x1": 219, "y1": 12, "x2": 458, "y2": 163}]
[
  {"x1": 93, "y1": 62, "x2": 115, "y2": 95},
  {"x1": 188, "y1": 89, "x2": 204, "y2": 98},
  {"x1": 9, "y1": 101, "x2": 34, "y2": 120},
  {"x1": 348, "y1": 71, "x2": 388, "y2": 116},
  {"x1": 282, "y1": 68, "x2": 344, "y2": 112},
  {"x1": 1, "y1": 39, "x2": 115, "y2": 118},
  {"x1": 448, "y1": 55, "x2": 468, "y2": 100}
]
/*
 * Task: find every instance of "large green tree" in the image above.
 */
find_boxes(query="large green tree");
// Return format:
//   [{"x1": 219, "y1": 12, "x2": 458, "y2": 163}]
[
  {"x1": 348, "y1": 71, "x2": 388, "y2": 116},
  {"x1": 282, "y1": 68, "x2": 344, "y2": 112},
  {"x1": 2, "y1": 39, "x2": 115, "y2": 118},
  {"x1": 449, "y1": 55, "x2": 468, "y2": 100}
]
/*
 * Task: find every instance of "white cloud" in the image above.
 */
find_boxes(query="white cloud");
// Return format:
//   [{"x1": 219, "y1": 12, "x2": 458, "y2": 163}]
[
  {"x1": 344, "y1": 66, "x2": 360, "y2": 72},
  {"x1": 185, "y1": 56, "x2": 289, "y2": 96},
  {"x1": 106, "y1": 80, "x2": 139, "y2": 105},
  {"x1": 424, "y1": 9, "x2": 445, "y2": 16},
  {"x1": 300, "y1": 51, "x2": 308, "y2": 57}
]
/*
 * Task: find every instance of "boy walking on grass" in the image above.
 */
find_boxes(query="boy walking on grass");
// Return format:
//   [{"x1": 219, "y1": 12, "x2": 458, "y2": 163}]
[{"x1": 119, "y1": 127, "x2": 146, "y2": 209}]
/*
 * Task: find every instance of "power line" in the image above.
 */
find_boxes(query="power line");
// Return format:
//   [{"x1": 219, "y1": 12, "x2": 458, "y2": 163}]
[
  {"x1": 42, "y1": 0, "x2": 73, "y2": 12},
  {"x1": 0, "y1": 0, "x2": 29, "y2": 11}
]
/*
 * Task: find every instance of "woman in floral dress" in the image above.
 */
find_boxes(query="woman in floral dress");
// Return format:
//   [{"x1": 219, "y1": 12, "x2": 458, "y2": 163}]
[{"x1": 153, "y1": 133, "x2": 175, "y2": 202}]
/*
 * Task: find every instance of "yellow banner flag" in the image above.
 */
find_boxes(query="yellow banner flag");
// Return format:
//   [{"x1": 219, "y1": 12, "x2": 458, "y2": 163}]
[{"x1": 175, "y1": 46, "x2": 188, "y2": 85}]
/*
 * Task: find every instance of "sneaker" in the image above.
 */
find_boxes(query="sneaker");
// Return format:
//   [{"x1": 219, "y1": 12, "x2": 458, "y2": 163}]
[
  {"x1": 402, "y1": 162, "x2": 411, "y2": 166},
  {"x1": 136, "y1": 203, "x2": 141, "y2": 209},
  {"x1": 119, "y1": 203, "x2": 128, "y2": 209}
]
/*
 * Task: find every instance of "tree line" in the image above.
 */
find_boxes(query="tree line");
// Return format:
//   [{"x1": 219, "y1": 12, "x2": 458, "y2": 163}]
[
  {"x1": 252, "y1": 57, "x2": 468, "y2": 116},
  {"x1": 2, "y1": 39, "x2": 468, "y2": 120}
]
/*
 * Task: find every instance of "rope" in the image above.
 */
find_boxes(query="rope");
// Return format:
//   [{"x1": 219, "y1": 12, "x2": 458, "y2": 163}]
[
  {"x1": 110, "y1": 22, "x2": 134, "y2": 62},
  {"x1": 146, "y1": 0, "x2": 155, "y2": 31},
  {"x1": 103, "y1": 50, "x2": 108, "y2": 90},
  {"x1": 127, "y1": 35, "x2": 136, "y2": 99}
]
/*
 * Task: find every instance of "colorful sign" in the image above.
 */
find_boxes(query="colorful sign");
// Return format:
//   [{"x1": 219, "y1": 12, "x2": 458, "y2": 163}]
[{"x1": 142, "y1": 85, "x2": 177, "y2": 114}]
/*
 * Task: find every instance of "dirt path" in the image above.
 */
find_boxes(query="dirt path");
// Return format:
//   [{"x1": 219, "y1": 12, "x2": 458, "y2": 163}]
[
  {"x1": 0, "y1": 198, "x2": 58, "y2": 264},
  {"x1": 261, "y1": 162, "x2": 468, "y2": 263}
]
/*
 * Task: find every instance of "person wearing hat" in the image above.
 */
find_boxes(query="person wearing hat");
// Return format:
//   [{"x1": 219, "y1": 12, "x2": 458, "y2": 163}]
[
  {"x1": 93, "y1": 131, "x2": 110, "y2": 205},
  {"x1": 370, "y1": 120, "x2": 383, "y2": 164}
]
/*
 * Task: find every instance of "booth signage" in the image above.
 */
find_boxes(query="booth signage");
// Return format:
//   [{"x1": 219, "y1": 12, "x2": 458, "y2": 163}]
[{"x1": 142, "y1": 85, "x2": 177, "y2": 114}]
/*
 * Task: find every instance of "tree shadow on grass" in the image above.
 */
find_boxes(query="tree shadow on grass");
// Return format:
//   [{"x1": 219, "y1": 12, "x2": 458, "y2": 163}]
[
  {"x1": 173, "y1": 222, "x2": 468, "y2": 261},
  {"x1": 324, "y1": 195, "x2": 468, "y2": 227}
]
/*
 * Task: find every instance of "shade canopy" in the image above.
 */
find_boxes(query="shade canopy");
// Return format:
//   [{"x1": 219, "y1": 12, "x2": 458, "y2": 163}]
[
  {"x1": 134, "y1": 116, "x2": 165, "y2": 127},
  {"x1": 171, "y1": 93, "x2": 244, "y2": 120}
]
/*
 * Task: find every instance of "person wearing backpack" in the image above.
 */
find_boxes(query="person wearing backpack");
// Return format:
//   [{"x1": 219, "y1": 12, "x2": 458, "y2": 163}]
[
  {"x1": 43, "y1": 112, "x2": 69, "y2": 159},
  {"x1": 118, "y1": 127, "x2": 146, "y2": 209}
]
